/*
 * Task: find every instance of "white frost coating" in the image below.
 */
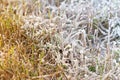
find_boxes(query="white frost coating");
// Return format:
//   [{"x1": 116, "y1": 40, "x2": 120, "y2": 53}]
[{"x1": 20, "y1": 0, "x2": 120, "y2": 79}]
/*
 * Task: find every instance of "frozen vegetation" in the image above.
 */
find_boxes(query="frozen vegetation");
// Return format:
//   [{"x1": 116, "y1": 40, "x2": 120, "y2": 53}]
[{"x1": 0, "y1": 0, "x2": 120, "y2": 80}]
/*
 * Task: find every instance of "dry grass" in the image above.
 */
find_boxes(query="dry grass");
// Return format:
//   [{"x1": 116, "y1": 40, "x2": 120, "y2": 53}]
[{"x1": 0, "y1": 1, "x2": 65, "y2": 80}]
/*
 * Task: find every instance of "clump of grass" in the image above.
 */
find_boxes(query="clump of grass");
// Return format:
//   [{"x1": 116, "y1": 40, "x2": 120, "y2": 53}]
[
  {"x1": 0, "y1": 1, "x2": 66, "y2": 80},
  {"x1": 88, "y1": 65, "x2": 96, "y2": 72}
]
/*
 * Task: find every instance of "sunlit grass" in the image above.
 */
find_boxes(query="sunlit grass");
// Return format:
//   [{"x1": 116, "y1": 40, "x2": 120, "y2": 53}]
[{"x1": 0, "y1": 1, "x2": 65, "y2": 80}]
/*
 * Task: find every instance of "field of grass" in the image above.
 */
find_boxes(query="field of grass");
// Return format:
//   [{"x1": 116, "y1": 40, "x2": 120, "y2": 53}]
[{"x1": 0, "y1": 0, "x2": 120, "y2": 80}]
